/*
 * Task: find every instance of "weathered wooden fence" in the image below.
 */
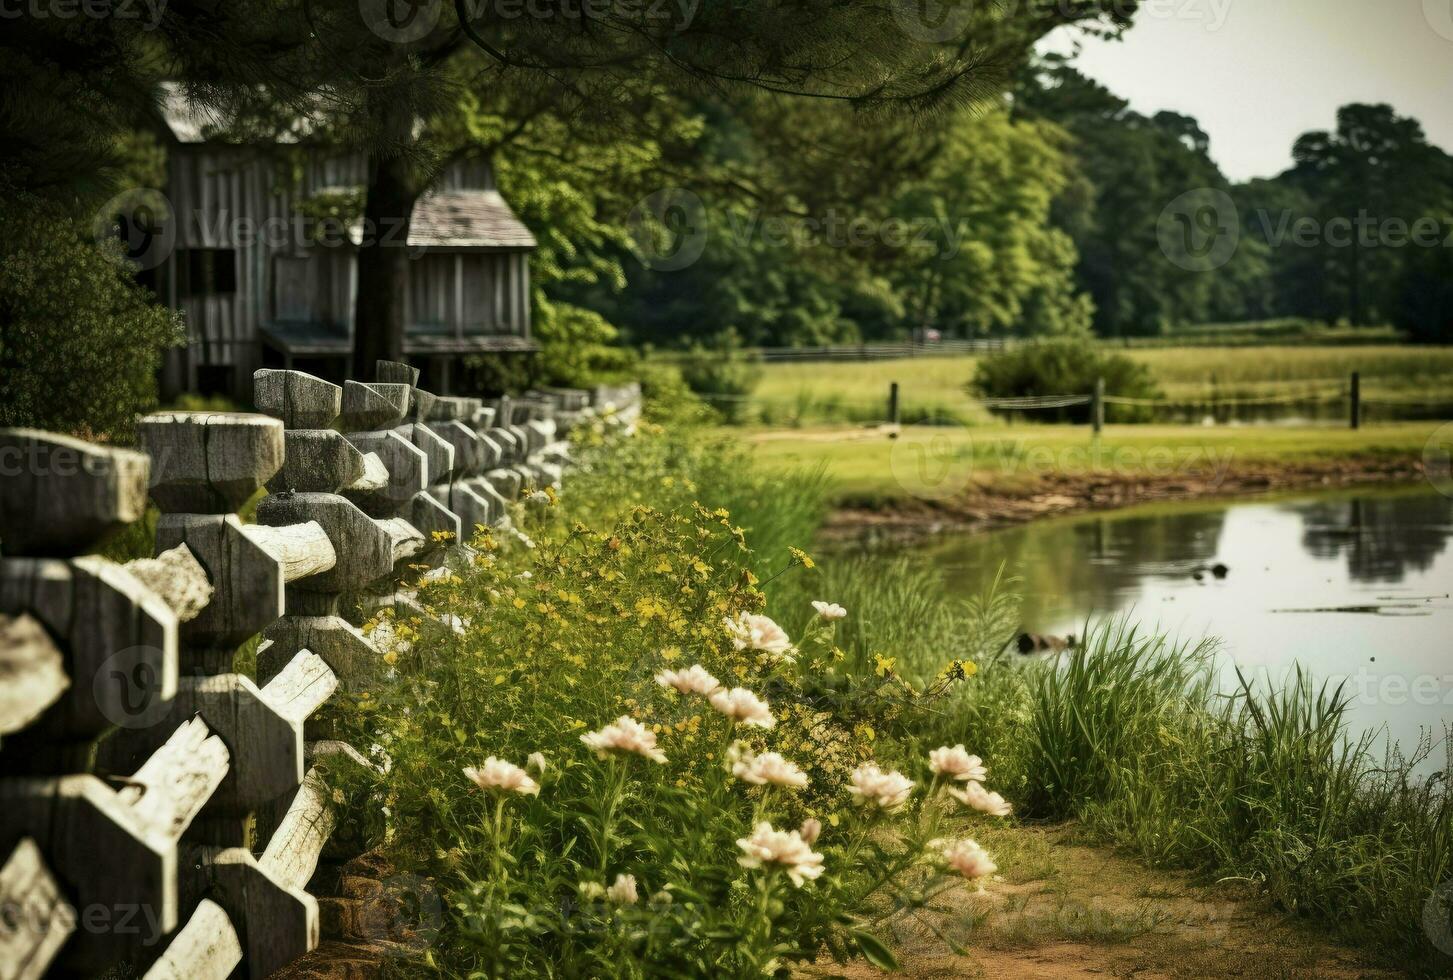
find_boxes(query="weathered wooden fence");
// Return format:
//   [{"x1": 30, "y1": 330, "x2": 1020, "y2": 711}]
[{"x1": 0, "y1": 362, "x2": 640, "y2": 979}]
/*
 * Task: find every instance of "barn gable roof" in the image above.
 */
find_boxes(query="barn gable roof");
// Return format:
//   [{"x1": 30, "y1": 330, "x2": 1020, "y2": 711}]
[
  {"x1": 408, "y1": 190, "x2": 537, "y2": 249},
  {"x1": 157, "y1": 85, "x2": 535, "y2": 251}
]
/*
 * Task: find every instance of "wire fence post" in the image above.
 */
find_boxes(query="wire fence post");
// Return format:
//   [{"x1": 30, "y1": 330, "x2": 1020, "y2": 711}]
[
  {"x1": 1349, "y1": 371, "x2": 1361, "y2": 430},
  {"x1": 1092, "y1": 377, "x2": 1105, "y2": 435},
  {"x1": 888, "y1": 382, "x2": 900, "y2": 426}
]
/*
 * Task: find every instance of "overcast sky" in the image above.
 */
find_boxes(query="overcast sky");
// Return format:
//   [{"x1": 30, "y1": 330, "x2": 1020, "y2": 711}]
[{"x1": 1039, "y1": 0, "x2": 1453, "y2": 182}]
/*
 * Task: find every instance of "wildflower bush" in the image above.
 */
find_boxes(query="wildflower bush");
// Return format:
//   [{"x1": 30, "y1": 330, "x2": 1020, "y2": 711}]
[{"x1": 324, "y1": 419, "x2": 1017, "y2": 977}]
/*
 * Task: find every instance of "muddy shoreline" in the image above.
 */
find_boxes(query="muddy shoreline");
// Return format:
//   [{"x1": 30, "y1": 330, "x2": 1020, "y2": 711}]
[{"x1": 822, "y1": 457, "x2": 1430, "y2": 542}]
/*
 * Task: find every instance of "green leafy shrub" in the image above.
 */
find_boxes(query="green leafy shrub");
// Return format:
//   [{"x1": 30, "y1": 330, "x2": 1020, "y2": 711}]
[
  {"x1": 675, "y1": 333, "x2": 763, "y2": 424},
  {"x1": 970, "y1": 336, "x2": 1161, "y2": 423},
  {"x1": 0, "y1": 194, "x2": 183, "y2": 440}
]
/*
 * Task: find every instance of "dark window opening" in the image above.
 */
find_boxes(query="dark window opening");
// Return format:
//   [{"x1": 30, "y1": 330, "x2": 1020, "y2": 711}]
[
  {"x1": 177, "y1": 248, "x2": 238, "y2": 297},
  {"x1": 195, "y1": 365, "x2": 236, "y2": 396}
]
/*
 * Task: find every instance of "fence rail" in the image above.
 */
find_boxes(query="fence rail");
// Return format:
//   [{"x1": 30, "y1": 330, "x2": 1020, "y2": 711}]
[
  {"x1": 701, "y1": 371, "x2": 1453, "y2": 428},
  {"x1": 0, "y1": 366, "x2": 640, "y2": 980},
  {"x1": 653, "y1": 339, "x2": 1013, "y2": 363}
]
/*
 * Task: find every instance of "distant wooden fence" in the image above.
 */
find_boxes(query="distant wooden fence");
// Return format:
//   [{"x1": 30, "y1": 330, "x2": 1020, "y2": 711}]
[
  {"x1": 0, "y1": 362, "x2": 640, "y2": 979},
  {"x1": 650, "y1": 340, "x2": 1013, "y2": 364}
]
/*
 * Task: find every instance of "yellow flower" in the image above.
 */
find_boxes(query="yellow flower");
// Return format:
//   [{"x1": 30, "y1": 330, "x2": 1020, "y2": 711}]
[
  {"x1": 383, "y1": 650, "x2": 399, "y2": 667},
  {"x1": 873, "y1": 653, "x2": 897, "y2": 677},
  {"x1": 789, "y1": 547, "x2": 815, "y2": 569}
]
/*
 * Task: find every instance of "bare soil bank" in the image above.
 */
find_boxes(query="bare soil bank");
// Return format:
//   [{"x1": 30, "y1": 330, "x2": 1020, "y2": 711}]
[{"x1": 823, "y1": 457, "x2": 1429, "y2": 541}]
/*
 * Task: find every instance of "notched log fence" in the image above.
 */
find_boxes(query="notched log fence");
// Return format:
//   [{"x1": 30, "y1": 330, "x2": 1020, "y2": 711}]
[{"x1": 0, "y1": 365, "x2": 639, "y2": 979}]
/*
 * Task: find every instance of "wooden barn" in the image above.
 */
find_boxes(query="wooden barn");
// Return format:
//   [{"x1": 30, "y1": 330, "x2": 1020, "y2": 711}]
[{"x1": 148, "y1": 88, "x2": 537, "y2": 399}]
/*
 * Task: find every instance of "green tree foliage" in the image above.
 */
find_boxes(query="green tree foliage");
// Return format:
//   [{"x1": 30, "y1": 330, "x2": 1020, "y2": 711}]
[
  {"x1": 1281, "y1": 104, "x2": 1453, "y2": 333},
  {"x1": 889, "y1": 106, "x2": 1094, "y2": 337},
  {"x1": 602, "y1": 98, "x2": 1096, "y2": 348},
  {"x1": 0, "y1": 194, "x2": 183, "y2": 439},
  {"x1": 1019, "y1": 67, "x2": 1453, "y2": 342},
  {"x1": 1013, "y1": 60, "x2": 1270, "y2": 337}
]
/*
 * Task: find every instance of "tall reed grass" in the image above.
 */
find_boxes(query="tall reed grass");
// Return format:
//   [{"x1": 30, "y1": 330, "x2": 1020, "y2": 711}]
[{"x1": 1017, "y1": 622, "x2": 1453, "y2": 972}]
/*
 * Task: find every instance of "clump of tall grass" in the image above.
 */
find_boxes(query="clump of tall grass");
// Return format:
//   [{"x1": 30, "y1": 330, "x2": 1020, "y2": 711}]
[
  {"x1": 1020, "y1": 622, "x2": 1453, "y2": 972},
  {"x1": 771, "y1": 557, "x2": 1018, "y2": 685}
]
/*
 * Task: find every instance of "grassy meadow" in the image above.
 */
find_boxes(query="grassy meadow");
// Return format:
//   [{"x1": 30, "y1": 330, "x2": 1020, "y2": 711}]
[
  {"x1": 742, "y1": 345, "x2": 1453, "y2": 426},
  {"x1": 742, "y1": 420, "x2": 1443, "y2": 505}
]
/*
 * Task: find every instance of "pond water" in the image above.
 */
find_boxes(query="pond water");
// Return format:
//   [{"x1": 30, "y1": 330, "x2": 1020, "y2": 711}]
[{"x1": 866, "y1": 486, "x2": 1453, "y2": 765}]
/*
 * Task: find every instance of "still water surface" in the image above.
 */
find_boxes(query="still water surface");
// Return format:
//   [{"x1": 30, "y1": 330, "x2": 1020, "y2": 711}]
[{"x1": 872, "y1": 487, "x2": 1453, "y2": 763}]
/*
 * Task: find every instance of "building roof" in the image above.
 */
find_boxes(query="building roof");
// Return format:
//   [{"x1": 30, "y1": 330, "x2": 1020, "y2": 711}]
[
  {"x1": 159, "y1": 86, "x2": 535, "y2": 251},
  {"x1": 408, "y1": 190, "x2": 537, "y2": 249}
]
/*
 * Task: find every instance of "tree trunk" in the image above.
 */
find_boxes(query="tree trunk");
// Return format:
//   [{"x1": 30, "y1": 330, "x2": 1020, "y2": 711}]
[
  {"x1": 352, "y1": 99, "x2": 419, "y2": 379},
  {"x1": 1348, "y1": 241, "x2": 1364, "y2": 326}
]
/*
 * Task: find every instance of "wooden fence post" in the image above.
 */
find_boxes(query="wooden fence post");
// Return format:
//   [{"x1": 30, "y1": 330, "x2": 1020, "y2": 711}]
[
  {"x1": 1349, "y1": 371, "x2": 1361, "y2": 430},
  {"x1": 0, "y1": 370, "x2": 631, "y2": 980},
  {"x1": 1092, "y1": 377, "x2": 1105, "y2": 435},
  {"x1": 888, "y1": 382, "x2": 900, "y2": 426}
]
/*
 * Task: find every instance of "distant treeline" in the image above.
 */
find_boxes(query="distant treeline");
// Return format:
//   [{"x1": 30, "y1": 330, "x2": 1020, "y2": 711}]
[{"x1": 588, "y1": 62, "x2": 1453, "y2": 349}]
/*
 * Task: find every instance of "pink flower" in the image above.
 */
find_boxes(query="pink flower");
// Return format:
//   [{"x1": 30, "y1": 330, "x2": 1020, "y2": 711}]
[
  {"x1": 949, "y1": 780, "x2": 1013, "y2": 818},
  {"x1": 936, "y1": 838, "x2": 998, "y2": 881},
  {"x1": 723, "y1": 613, "x2": 794, "y2": 662},
  {"x1": 736, "y1": 821, "x2": 825, "y2": 887},
  {"x1": 654, "y1": 664, "x2": 721, "y2": 696},
  {"x1": 709, "y1": 687, "x2": 775, "y2": 728},
  {"x1": 811, "y1": 600, "x2": 847, "y2": 620},
  {"x1": 847, "y1": 763, "x2": 915, "y2": 812},
  {"x1": 581, "y1": 716, "x2": 667, "y2": 764},
  {"x1": 463, "y1": 757, "x2": 540, "y2": 796},
  {"x1": 928, "y1": 745, "x2": 987, "y2": 783},
  {"x1": 731, "y1": 750, "x2": 809, "y2": 789}
]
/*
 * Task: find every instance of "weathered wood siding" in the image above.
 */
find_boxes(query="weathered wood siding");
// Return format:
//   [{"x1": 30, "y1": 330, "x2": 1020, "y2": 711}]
[{"x1": 160, "y1": 151, "x2": 532, "y2": 396}]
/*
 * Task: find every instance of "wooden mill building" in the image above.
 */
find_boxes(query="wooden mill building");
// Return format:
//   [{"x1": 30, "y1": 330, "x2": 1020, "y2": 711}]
[{"x1": 148, "y1": 88, "x2": 537, "y2": 399}]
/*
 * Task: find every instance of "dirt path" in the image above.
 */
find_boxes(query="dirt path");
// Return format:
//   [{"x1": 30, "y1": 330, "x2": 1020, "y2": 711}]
[{"x1": 807, "y1": 823, "x2": 1399, "y2": 980}]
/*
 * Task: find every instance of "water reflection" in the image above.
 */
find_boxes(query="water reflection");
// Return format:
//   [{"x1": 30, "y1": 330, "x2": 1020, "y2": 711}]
[
  {"x1": 1294, "y1": 495, "x2": 1453, "y2": 583},
  {"x1": 859, "y1": 487, "x2": 1453, "y2": 765}
]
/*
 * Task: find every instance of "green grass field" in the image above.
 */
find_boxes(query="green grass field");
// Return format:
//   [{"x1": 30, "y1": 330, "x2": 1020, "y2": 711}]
[
  {"x1": 742, "y1": 420, "x2": 1445, "y2": 503},
  {"x1": 746, "y1": 345, "x2": 1453, "y2": 426}
]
